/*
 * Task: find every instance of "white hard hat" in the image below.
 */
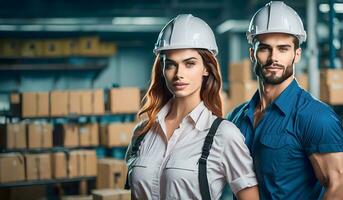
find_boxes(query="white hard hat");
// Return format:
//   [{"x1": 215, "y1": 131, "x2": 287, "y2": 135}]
[
  {"x1": 247, "y1": 1, "x2": 307, "y2": 45},
  {"x1": 153, "y1": 14, "x2": 218, "y2": 55}
]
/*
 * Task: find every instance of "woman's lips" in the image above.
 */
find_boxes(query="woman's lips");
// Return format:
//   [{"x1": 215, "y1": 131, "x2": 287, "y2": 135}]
[{"x1": 173, "y1": 82, "x2": 189, "y2": 90}]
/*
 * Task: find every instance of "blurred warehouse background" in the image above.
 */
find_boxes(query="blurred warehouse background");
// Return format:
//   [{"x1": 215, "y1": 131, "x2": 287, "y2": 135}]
[{"x1": 0, "y1": 0, "x2": 343, "y2": 200}]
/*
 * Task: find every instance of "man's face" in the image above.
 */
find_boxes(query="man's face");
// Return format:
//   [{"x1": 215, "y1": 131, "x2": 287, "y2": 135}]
[{"x1": 250, "y1": 33, "x2": 301, "y2": 85}]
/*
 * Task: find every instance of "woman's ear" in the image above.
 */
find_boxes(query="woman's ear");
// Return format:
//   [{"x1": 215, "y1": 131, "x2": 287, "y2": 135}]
[
  {"x1": 203, "y1": 67, "x2": 209, "y2": 76},
  {"x1": 249, "y1": 47, "x2": 255, "y2": 62}
]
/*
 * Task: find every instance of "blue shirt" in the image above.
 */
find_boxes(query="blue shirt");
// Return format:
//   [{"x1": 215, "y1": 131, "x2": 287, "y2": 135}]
[{"x1": 228, "y1": 79, "x2": 343, "y2": 199}]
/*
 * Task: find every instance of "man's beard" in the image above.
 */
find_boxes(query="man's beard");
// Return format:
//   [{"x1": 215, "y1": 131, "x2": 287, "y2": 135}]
[{"x1": 254, "y1": 60, "x2": 294, "y2": 85}]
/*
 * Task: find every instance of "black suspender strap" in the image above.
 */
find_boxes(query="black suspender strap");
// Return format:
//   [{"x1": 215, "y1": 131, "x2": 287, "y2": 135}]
[
  {"x1": 199, "y1": 117, "x2": 224, "y2": 200},
  {"x1": 124, "y1": 133, "x2": 147, "y2": 190}
]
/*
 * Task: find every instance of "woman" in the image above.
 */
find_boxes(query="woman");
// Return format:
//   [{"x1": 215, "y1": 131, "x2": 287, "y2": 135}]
[{"x1": 126, "y1": 14, "x2": 259, "y2": 200}]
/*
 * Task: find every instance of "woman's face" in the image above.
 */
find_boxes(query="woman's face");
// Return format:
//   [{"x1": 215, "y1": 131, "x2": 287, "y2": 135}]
[{"x1": 162, "y1": 49, "x2": 209, "y2": 99}]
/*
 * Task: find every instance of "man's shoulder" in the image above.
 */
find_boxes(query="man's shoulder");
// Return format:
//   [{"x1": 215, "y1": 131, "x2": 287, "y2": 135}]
[
  {"x1": 296, "y1": 89, "x2": 334, "y2": 117},
  {"x1": 226, "y1": 101, "x2": 249, "y2": 122},
  {"x1": 294, "y1": 90, "x2": 341, "y2": 130}
]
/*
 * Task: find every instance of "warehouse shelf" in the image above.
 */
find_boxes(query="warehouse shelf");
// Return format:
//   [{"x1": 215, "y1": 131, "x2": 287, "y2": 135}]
[
  {"x1": 0, "y1": 146, "x2": 97, "y2": 154},
  {"x1": 0, "y1": 176, "x2": 95, "y2": 189},
  {"x1": 1, "y1": 111, "x2": 136, "y2": 124},
  {"x1": 0, "y1": 56, "x2": 109, "y2": 71}
]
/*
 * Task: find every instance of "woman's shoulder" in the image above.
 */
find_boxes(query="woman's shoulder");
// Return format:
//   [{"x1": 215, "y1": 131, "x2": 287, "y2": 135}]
[{"x1": 215, "y1": 118, "x2": 245, "y2": 142}]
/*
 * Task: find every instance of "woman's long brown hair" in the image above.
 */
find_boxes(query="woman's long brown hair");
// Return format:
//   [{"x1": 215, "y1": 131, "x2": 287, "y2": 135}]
[{"x1": 137, "y1": 49, "x2": 223, "y2": 135}]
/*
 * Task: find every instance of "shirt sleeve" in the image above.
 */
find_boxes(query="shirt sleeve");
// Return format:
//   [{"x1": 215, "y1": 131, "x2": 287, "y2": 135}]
[
  {"x1": 298, "y1": 106, "x2": 343, "y2": 156},
  {"x1": 220, "y1": 121, "x2": 258, "y2": 195}
]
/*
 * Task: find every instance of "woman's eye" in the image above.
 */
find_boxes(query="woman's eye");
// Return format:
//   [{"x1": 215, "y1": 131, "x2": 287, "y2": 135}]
[
  {"x1": 165, "y1": 63, "x2": 176, "y2": 69},
  {"x1": 258, "y1": 46, "x2": 269, "y2": 52}
]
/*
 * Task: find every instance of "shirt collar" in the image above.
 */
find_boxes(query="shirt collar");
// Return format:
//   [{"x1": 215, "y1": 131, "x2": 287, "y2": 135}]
[
  {"x1": 189, "y1": 101, "x2": 212, "y2": 131},
  {"x1": 245, "y1": 79, "x2": 301, "y2": 119},
  {"x1": 156, "y1": 100, "x2": 211, "y2": 132},
  {"x1": 273, "y1": 79, "x2": 301, "y2": 115},
  {"x1": 246, "y1": 90, "x2": 260, "y2": 123}
]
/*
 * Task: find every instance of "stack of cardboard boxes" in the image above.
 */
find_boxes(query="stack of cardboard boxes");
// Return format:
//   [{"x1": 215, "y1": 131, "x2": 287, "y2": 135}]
[
  {"x1": 227, "y1": 59, "x2": 257, "y2": 113},
  {"x1": 53, "y1": 123, "x2": 99, "y2": 147},
  {"x1": 51, "y1": 150, "x2": 97, "y2": 179},
  {"x1": 320, "y1": 68, "x2": 343, "y2": 105},
  {"x1": 0, "y1": 123, "x2": 53, "y2": 149},
  {"x1": 0, "y1": 36, "x2": 117, "y2": 58}
]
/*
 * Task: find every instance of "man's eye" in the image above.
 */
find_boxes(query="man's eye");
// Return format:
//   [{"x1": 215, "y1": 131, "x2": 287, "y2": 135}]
[
  {"x1": 186, "y1": 62, "x2": 195, "y2": 68},
  {"x1": 279, "y1": 47, "x2": 289, "y2": 52}
]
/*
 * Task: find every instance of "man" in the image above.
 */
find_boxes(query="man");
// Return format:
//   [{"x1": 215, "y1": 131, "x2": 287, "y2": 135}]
[{"x1": 228, "y1": 1, "x2": 343, "y2": 199}]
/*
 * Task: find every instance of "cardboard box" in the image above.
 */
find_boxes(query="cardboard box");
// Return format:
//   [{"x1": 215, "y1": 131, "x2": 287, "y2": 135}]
[
  {"x1": 84, "y1": 150, "x2": 97, "y2": 176},
  {"x1": 27, "y1": 124, "x2": 42, "y2": 149},
  {"x1": 96, "y1": 159, "x2": 128, "y2": 189},
  {"x1": 320, "y1": 82, "x2": 343, "y2": 105},
  {"x1": 37, "y1": 92, "x2": 50, "y2": 116},
  {"x1": 22, "y1": 92, "x2": 37, "y2": 117},
  {"x1": 296, "y1": 73, "x2": 308, "y2": 91},
  {"x1": 69, "y1": 91, "x2": 82, "y2": 115},
  {"x1": 42, "y1": 39, "x2": 63, "y2": 57},
  {"x1": 98, "y1": 42, "x2": 117, "y2": 56},
  {"x1": 92, "y1": 189, "x2": 131, "y2": 200},
  {"x1": 109, "y1": 88, "x2": 140, "y2": 114},
  {"x1": 54, "y1": 124, "x2": 79, "y2": 147},
  {"x1": 229, "y1": 59, "x2": 253, "y2": 82},
  {"x1": 230, "y1": 80, "x2": 257, "y2": 107},
  {"x1": 320, "y1": 68, "x2": 343, "y2": 85},
  {"x1": 50, "y1": 90, "x2": 69, "y2": 116},
  {"x1": 93, "y1": 89, "x2": 105, "y2": 115},
  {"x1": 79, "y1": 125, "x2": 91, "y2": 147},
  {"x1": 89, "y1": 123, "x2": 99, "y2": 146},
  {"x1": 0, "y1": 39, "x2": 20, "y2": 57},
  {"x1": 81, "y1": 90, "x2": 93, "y2": 115},
  {"x1": 68, "y1": 151, "x2": 79, "y2": 178},
  {"x1": 27, "y1": 123, "x2": 52, "y2": 149},
  {"x1": 20, "y1": 40, "x2": 43, "y2": 57},
  {"x1": 75, "y1": 36, "x2": 100, "y2": 56},
  {"x1": 0, "y1": 123, "x2": 26, "y2": 149},
  {"x1": 62, "y1": 195, "x2": 93, "y2": 200},
  {"x1": 60, "y1": 39, "x2": 77, "y2": 56},
  {"x1": 51, "y1": 152, "x2": 67, "y2": 179},
  {"x1": 75, "y1": 150, "x2": 86, "y2": 177},
  {"x1": 41, "y1": 124, "x2": 53, "y2": 148},
  {"x1": 0, "y1": 153, "x2": 25, "y2": 183},
  {"x1": 25, "y1": 153, "x2": 51, "y2": 180},
  {"x1": 101, "y1": 123, "x2": 135, "y2": 147}
]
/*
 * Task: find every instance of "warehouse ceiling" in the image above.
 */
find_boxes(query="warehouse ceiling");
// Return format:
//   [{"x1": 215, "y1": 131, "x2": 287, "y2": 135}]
[{"x1": 0, "y1": 0, "x2": 342, "y2": 43}]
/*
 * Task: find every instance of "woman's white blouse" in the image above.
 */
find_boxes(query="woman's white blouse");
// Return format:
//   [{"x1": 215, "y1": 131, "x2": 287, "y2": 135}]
[{"x1": 126, "y1": 101, "x2": 257, "y2": 200}]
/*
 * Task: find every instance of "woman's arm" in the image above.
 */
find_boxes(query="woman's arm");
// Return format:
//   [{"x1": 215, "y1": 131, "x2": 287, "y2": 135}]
[{"x1": 236, "y1": 186, "x2": 259, "y2": 200}]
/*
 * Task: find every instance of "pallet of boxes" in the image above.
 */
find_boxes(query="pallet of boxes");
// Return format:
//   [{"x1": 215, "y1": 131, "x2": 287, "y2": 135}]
[{"x1": 92, "y1": 87, "x2": 141, "y2": 200}]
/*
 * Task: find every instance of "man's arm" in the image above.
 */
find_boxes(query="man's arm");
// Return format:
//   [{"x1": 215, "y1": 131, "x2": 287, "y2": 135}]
[{"x1": 309, "y1": 152, "x2": 343, "y2": 200}]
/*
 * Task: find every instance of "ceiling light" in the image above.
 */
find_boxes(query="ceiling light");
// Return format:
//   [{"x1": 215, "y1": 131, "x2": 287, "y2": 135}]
[
  {"x1": 319, "y1": 3, "x2": 343, "y2": 13},
  {"x1": 216, "y1": 20, "x2": 249, "y2": 34}
]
